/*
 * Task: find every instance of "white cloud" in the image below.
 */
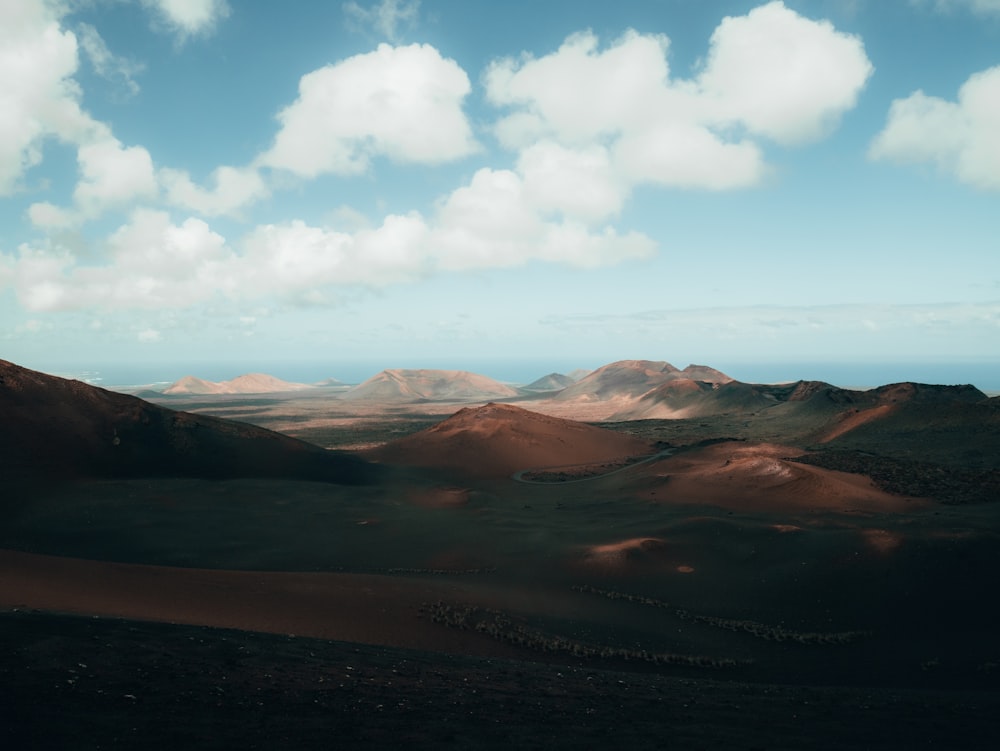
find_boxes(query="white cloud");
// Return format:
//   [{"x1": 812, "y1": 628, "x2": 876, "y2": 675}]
[
  {"x1": 487, "y1": 30, "x2": 674, "y2": 148},
  {"x1": 343, "y1": 0, "x2": 420, "y2": 41},
  {"x1": 74, "y1": 136, "x2": 158, "y2": 209},
  {"x1": 517, "y1": 142, "x2": 628, "y2": 222},
  {"x1": 160, "y1": 165, "x2": 269, "y2": 217},
  {"x1": 428, "y1": 168, "x2": 653, "y2": 270},
  {"x1": 240, "y1": 168, "x2": 652, "y2": 297},
  {"x1": 696, "y1": 2, "x2": 873, "y2": 144},
  {"x1": 7, "y1": 209, "x2": 234, "y2": 311},
  {"x1": 614, "y1": 125, "x2": 766, "y2": 190},
  {"x1": 27, "y1": 202, "x2": 76, "y2": 229},
  {"x1": 869, "y1": 66, "x2": 1000, "y2": 189},
  {"x1": 137, "y1": 327, "x2": 161, "y2": 343},
  {"x1": 29, "y1": 134, "x2": 158, "y2": 227},
  {"x1": 486, "y1": 2, "x2": 872, "y2": 190},
  {"x1": 142, "y1": 0, "x2": 230, "y2": 40},
  {"x1": 0, "y1": 0, "x2": 100, "y2": 195},
  {"x1": 258, "y1": 43, "x2": 478, "y2": 177},
  {"x1": 76, "y1": 22, "x2": 143, "y2": 96},
  {"x1": 1, "y1": 1, "x2": 160, "y2": 225},
  {"x1": 3, "y1": 166, "x2": 655, "y2": 312}
]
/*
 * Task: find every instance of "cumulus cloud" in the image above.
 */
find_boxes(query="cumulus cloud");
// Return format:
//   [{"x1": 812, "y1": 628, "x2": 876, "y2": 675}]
[
  {"x1": 76, "y1": 22, "x2": 143, "y2": 96},
  {"x1": 696, "y1": 2, "x2": 873, "y2": 144},
  {"x1": 343, "y1": 0, "x2": 420, "y2": 41},
  {"x1": 6, "y1": 209, "x2": 234, "y2": 311},
  {"x1": 428, "y1": 168, "x2": 652, "y2": 270},
  {"x1": 517, "y1": 142, "x2": 628, "y2": 222},
  {"x1": 258, "y1": 43, "x2": 478, "y2": 177},
  {"x1": 3, "y1": 168, "x2": 654, "y2": 312},
  {"x1": 869, "y1": 66, "x2": 1000, "y2": 189},
  {"x1": 142, "y1": 0, "x2": 230, "y2": 40},
  {"x1": 0, "y1": 1, "x2": 874, "y2": 317},
  {"x1": 74, "y1": 136, "x2": 158, "y2": 208},
  {"x1": 29, "y1": 134, "x2": 158, "y2": 227},
  {"x1": 0, "y1": 0, "x2": 99, "y2": 195},
  {"x1": 1, "y1": 1, "x2": 162, "y2": 225},
  {"x1": 486, "y1": 1, "x2": 872, "y2": 191},
  {"x1": 160, "y1": 165, "x2": 269, "y2": 217}
]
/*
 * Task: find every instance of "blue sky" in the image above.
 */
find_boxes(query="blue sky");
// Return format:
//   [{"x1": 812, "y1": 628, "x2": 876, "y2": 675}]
[{"x1": 1, "y1": 0, "x2": 998, "y2": 385}]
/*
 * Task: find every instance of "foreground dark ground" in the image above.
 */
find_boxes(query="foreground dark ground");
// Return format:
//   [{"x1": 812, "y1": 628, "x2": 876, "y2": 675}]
[
  {"x1": 4, "y1": 362, "x2": 999, "y2": 749},
  {"x1": 3, "y1": 611, "x2": 999, "y2": 750}
]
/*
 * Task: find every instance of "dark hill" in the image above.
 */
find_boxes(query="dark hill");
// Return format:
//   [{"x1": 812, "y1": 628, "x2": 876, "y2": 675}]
[
  {"x1": 366, "y1": 402, "x2": 654, "y2": 478},
  {"x1": 0, "y1": 360, "x2": 375, "y2": 484}
]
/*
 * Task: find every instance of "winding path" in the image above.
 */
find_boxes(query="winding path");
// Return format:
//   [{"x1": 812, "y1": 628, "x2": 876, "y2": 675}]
[{"x1": 511, "y1": 447, "x2": 676, "y2": 485}]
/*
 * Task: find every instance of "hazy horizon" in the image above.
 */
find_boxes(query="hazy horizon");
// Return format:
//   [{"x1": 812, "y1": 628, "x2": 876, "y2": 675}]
[{"x1": 20, "y1": 356, "x2": 1000, "y2": 393}]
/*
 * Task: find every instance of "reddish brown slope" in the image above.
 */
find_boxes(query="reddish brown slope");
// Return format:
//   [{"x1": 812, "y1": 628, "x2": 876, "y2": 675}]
[
  {"x1": 627, "y1": 441, "x2": 927, "y2": 513},
  {"x1": 0, "y1": 359, "x2": 375, "y2": 484},
  {"x1": 555, "y1": 359, "x2": 733, "y2": 403},
  {"x1": 366, "y1": 402, "x2": 655, "y2": 478},
  {"x1": 163, "y1": 373, "x2": 312, "y2": 395},
  {"x1": 344, "y1": 369, "x2": 519, "y2": 402}
]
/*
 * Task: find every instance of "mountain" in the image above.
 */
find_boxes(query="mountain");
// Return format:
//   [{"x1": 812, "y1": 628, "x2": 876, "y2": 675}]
[
  {"x1": 612, "y1": 379, "x2": 793, "y2": 420},
  {"x1": 555, "y1": 360, "x2": 679, "y2": 401},
  {"x1": 522, "y1": 372, "x2": 577, "y2": 391},
  {"x1": 343, "y1": 369, "x2": 519, "y2": 402},
  {"x1": 366, "y1": 402, "x2": 655, "y2": 478},
  {"x1": 0, "y1": 359, "x2": 374, "y2": 483},
  {"x1": 555, "y1": 359, "x2": 733, "y2": 402},
  {"x1": 313, "y1": 377, "x2": 347, "y2": 387},
  {"x1": 163, "y1": 373, "x2": 313, "y2": 395},
  {"x1": 677, "y1": 364, "x2": 734, "y2": 383},
  {"x1": 611, "y1": 377, "x2": 997, "y2": 467}
]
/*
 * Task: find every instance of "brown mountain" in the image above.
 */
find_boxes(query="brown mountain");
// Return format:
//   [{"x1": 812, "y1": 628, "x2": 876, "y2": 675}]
[
  {"x1": 677, "y1": 364, "x2": 733, "y2": 383},
  {"x1": 366, "y1": 402, "x2": 655, "y2": 478},
  {"x1": 555, "y1": 359, "x2": 732, "y2": 402},
  {"x1": 344, "y1": 369, "x2": 519, "y2": 402},
  {"x1": 163, "y1": 373, "x2": 313, "y2": 395},
  {"x1": 0, "y1": 359, "x2": 374, "y2": 483},
  {"x1": 611, "y1": 378, "x2": 776, "y2": 419},
  {"x1": 613, "y1": 377, "x2": 997, "y2": 469},
  {"x1": 522, "y1": 372, "x2": 576, "y2": 391}
]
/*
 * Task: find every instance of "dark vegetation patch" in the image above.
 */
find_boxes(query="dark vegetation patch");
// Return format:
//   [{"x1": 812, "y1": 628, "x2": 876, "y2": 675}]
[
  {"x1": 573, "y1": 585, "x2": 870, "y2": 645},
  {"x1": 791, "y1": 450, "x2": 1000, "y2": 504},
  {"x1": 293, "y1": 418, "x2": 444, "y2": 449},
  {"x1": 421, "y1": 601, "x2": 748, "y2": 669},
  {"x1": 3, "y1": 610, "x2": 999, "y2": 751}
]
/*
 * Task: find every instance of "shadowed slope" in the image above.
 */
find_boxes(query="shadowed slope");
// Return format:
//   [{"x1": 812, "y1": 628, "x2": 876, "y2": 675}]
[
  {"x1": 612, "y1": 379, "x2": 777, "y2": 419},
  {"x1": 366, "y1": 402, "x2": 655, "y2": 478},
  {"x1": 613, "y1": 378, "x2": 991, "y2": 445},
  {"x1": 0, "y1": 360, "x2": 375, "y2": 483}
]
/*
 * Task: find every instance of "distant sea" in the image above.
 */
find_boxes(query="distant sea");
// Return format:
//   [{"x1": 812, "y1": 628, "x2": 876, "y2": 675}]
[{"x1": 25, "y1": 358, "x2": 1000, "y2": 394}]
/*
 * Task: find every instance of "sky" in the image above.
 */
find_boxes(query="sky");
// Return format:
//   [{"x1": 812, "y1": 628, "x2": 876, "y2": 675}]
[{"x1": 1, "y1": 0, "x2": 998, "y2": 387}]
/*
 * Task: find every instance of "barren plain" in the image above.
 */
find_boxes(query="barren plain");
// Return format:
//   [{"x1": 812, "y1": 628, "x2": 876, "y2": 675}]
[{"x1": 2, "y1": 358, "x2": 999, "y2": 749}]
